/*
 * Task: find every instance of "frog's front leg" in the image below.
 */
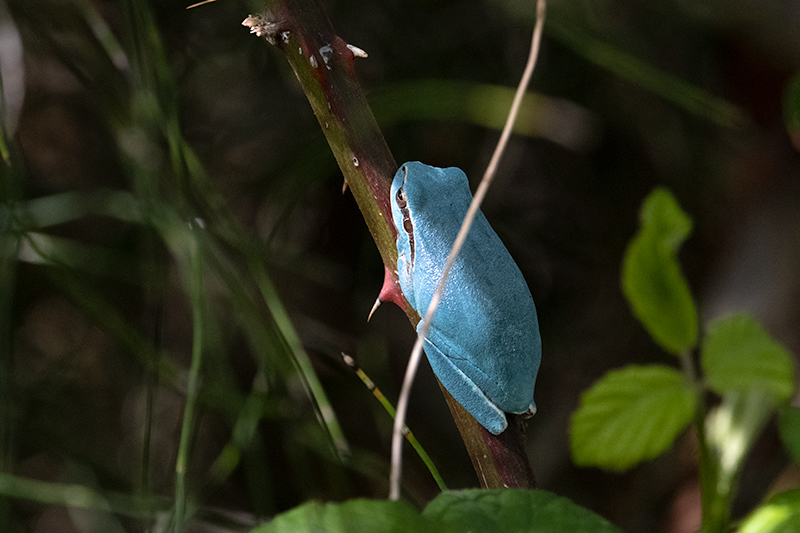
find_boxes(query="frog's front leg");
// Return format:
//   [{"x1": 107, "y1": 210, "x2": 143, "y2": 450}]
[{"x1": 421, "y1": 327, "x2": 508, "y2": 435}]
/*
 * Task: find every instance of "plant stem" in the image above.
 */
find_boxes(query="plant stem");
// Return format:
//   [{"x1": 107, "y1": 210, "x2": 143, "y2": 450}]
[
  {"x1": 342, "y1": 353, "x2": 447, "y2": 490},
  {"x1": 440, "y1": 385, "x2": 536, "y2": 489},
  {"x1": 680, "y1": 349, "x2": 729, "y2": 533},
  {"x1": 695, "y1": 395, "x2": 728, "y2": 533},
  {"x1": 173, "y1": 229, "x2": 205, "y2": 532},
  {"x1": 249, "y1": 0, "x2": 537, "y2": 492}
]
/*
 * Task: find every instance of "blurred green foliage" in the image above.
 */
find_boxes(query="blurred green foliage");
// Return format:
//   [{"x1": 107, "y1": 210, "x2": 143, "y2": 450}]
[
  {"x1": 571, "y1": 364, "x2": 697, "y2": 472},
  {"x1": 1, "y1": 0, "x2": 799, "y2": 531},
  {"x1": 250, "y1": 489, "x2": 622, "y2": 533},
  {"x1": 573, "y1": 188, "x2": 796, "y2": 532},
  {"x1": 621, "y1": 187, "x2": 697, "y2": 355}
]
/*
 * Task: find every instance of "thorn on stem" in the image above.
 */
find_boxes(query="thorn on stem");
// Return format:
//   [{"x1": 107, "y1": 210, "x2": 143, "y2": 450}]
[
  {"x1": 367, "y1": 297, "x2": 381, "y2": 322},
  {"x1": 368, "y1": 266, "x2": 405, "y2": 322}
]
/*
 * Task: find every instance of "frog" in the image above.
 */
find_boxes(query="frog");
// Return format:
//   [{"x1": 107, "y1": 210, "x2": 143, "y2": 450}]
[{"x1": 376, "y1": 161, "x2": 541, "y2": 435}]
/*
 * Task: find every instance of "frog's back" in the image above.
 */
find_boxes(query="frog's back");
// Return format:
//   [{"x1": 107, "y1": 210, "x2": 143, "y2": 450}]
[
  {"x1": 424, "y1": 209, "x2": 541, "y2": 414},
  {"x1": 397, "y1": 162, "x2": 541, "y2": 416}
]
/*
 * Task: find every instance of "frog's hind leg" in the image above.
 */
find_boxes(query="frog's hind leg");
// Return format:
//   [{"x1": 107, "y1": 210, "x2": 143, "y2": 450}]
[{"x1": 422, "y1": 335, "x2": 508, "y2": 435}]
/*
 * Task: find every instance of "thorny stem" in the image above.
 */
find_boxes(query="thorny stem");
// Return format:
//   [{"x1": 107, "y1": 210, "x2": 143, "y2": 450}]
[
  {"x1": 389, "y1": 0, "x2": 548, "y2": 500},
  {"x1": 246, "y1": 0, "x2": 542, "y2": 496}
]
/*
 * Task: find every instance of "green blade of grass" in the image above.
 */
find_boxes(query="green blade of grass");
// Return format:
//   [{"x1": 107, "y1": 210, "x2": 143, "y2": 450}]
[
  {"x1": 0, "y1": 472, "x2": 169, "y2": 519},
  {"x1": 341, "y1": 354, "x2": 447, "y2": 492},
  {"x1": 247, "y1": 255, "x2": 350, "y2": 459},
  {"x1": 173, "y1": 223, "x2": 206, "y2": 532}
]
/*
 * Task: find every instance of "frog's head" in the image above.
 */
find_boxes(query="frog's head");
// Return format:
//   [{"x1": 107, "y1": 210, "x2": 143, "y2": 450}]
[{"x1": 390, "y1": 162, "x2": 471, "y2": 255}]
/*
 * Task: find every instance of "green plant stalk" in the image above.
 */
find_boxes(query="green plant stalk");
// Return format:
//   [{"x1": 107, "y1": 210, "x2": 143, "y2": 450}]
[
  {"x1": 700, "y1": 461, "x2": 730, "y2": 533},
  {"x1": 202, "y1": 234, "x2": 352, "y2": 499},
  {"x1": 702, "y1": 390, "x2": 777, "y2": 533},
  {"x1": 173, "y1": 231, "x2": 205, "y2": 532},
  {"x1": 247, "y1": 256, "x2": 350, "y2": 458},
  {"x1": 0, "y1": 473, "x2": 168, "y2": 519},
  {"x1": 698, "y1": 416, "x2": 737, "y2": 533},
  {"x1": 693, "y1": 392, "x2": 727, "y2": 533},
  {"x1": 679, "y1": 349, "x2": 728, "y2": 533},
  {"x1": 345, "y1": 355, "x2": 447, "y2": 491},
  {"x1": 194, "y1": 213, "x2": 351, "y2": 461},
  {"x1": 253, "y1": 0, "x2": 536, "y2": 490},
  {"x1": 203, "y1": 193, "x2": 351, "y2": 458}
]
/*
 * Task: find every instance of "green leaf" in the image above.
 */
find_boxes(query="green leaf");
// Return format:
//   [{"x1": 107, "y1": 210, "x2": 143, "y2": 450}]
[
  {"x1": 424, "y1": 489, "x2": 622, "y2": 533},
  {"x1": 701, "y1": 313, "x2": 795, "y2": 401},
  {"x1": 248, "y1": 491, "x2": 624, "y2": 533},
  {"x1": 778, "y1": 406, "x2": 800, "y2": 465},
  {"x1": 622, "y1": 188, "x2": 698, "y2": 355},
  {"x1": 739, "y1": 489, "x2": 800, "y2": 533},
  {"x1": 248, "y1": 499, "x2": 449, "y2": 533},
  {"x1": 571, "y1": 365, "x2": 696, "y2": 471}
]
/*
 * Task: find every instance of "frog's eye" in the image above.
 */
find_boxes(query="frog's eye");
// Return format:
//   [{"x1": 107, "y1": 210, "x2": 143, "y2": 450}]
[{"x1": 395, "y1": 188, "x2": 407, "y2": 209}]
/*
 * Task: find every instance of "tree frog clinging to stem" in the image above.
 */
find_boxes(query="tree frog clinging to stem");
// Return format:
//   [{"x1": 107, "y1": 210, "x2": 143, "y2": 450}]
[{"x1": 373, "y1": 161, "x2": 541, "y2": 435}]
